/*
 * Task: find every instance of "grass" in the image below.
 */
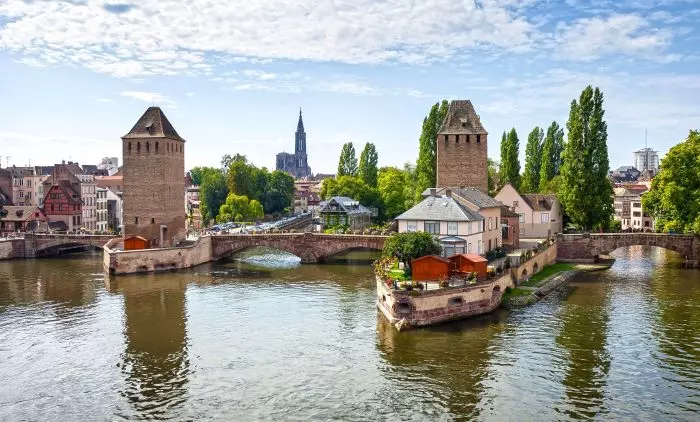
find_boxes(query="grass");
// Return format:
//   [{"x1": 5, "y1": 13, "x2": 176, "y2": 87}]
[
  {"x1": 519, "y1": 263, "x2": 576, "y2": 287},
  {"x1": 388, "y1": 262, "x2": 409, "y2": 281},
  {"x1": 504, "y1": 287, "x2": 533, "y2": 297}
]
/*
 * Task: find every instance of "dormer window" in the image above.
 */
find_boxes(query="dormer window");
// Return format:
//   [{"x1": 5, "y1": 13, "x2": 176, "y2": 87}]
[{"x1": 460, "y1": 117, "x2": 468, "y2": 128}]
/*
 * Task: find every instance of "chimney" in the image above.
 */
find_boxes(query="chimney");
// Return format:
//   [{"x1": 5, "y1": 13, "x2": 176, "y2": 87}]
[
  {"x1": 445, "y1": 188, "x2": 452, "y2": 198},
  {"x1": 430, "y1": 188, "x2": 437, "y2": 197}
]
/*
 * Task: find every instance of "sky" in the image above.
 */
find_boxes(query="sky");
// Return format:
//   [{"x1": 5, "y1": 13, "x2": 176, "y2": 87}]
[{"x1": 1, "y1": 0, "x2": 699, "y2": 174}]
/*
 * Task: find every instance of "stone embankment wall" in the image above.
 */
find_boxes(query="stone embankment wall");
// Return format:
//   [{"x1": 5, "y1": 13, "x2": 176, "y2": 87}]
[
  {"x1": 504, "y1": 270, "x2": 579, "y2": 308},
  {"x1": 104, "y1": 236, "x2": 212, "y2": 274},
  {"x1": 0, "y1": 239, "x2": 25, "y2": 260},
  {"x1": 377, "y1": 273, "x2": 513, "y2": 327},
  {"x1": 511, "y1": 242, "x2": 558, "y2": 284}
]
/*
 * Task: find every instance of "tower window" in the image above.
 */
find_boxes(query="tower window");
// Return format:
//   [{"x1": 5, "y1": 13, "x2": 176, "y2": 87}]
[
  {"x1": 151, "y1": 218, "x2": 155, "y2": 224},
  {"x1": 134, "y1": 217, "x2": 139, "y2": 224},
  {"x1": 137, "y1": 142, "x2": 141, "y2": 153},
  {"x1": 477, "y1": 134, "x2": 481, "y2": 143},
  {"x1": 466, "y1": 135, "x2": 470, "y2": 143},
  {"x1": 128, "y1": 142, "x2": 132, "y2": 153},
  {"x1": 456, "y1": 135, "x2": 459, "y2": 144},
  {"x1": 155, "y1": 142, "x2": 159, "y2": 153},
  {"x1": 146, "y1": 142, "x2": 150, "y2": 153}
]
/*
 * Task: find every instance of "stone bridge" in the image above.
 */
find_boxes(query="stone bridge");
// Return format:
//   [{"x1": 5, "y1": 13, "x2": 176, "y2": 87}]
[
  {"x1": 24, "y1": 233, "x2": 120, "y2": 257},
  {"x1": 211, "y1": 233, "x2": 388, "y2": 263},
  {"x1": 557, "y1": 233, "x2": 700, "y2": 266}
]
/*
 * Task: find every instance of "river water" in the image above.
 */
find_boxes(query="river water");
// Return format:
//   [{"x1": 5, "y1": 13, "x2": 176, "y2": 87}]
[{"x1": 0, "y1": 246, "x2": 698, "y2": 421}]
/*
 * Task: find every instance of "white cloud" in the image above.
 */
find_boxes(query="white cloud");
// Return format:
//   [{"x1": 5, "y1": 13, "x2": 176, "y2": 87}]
[
  {"x1": 120, "y1": 91, "x2": 176, "y2": 107},
  {"x1": 96, "y1": 98, "x2": 116, "y2": 103},
  {"x1": 554, "y1": 14, "x2": 676, "y2": 61},
  {"x1": 0, "y1": 0, "x2": 539, "y2": 78}
]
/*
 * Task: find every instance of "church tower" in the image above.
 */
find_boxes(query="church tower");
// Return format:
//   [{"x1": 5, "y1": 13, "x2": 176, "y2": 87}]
[
  {"x1": 436, "y1": 100, "x2": 488, "y2": 193},
  {"x1": 295, "y1": 109, "x2": 306, "y2": 156},
  {"x1": 276, "y1": 109, "x2": 311, "y2": 179},
  {"x1": 121, "y1": 107, "x2": 186, "y2": 248}
]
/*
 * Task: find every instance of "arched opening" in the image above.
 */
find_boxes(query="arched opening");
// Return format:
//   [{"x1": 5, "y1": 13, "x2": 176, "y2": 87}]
[
  {"x1": 522, "y1": 268, "x2": 528, "y2": 277},
  {"x1": 146, "y1": 142, "x2": 150, "y2": 153},
  {"x1": 227, "y1": 245, "x2": 301, "y2": 268},
  {"x1": 448, "y1": 296, "x2": 464, "y2": 307},
  {"x1": 493, "y1": 285, "x2": 501, "y2": 292},
  {"x1": 533, "y1": 263, "x2": 539, "y2": 273},
  {"x1": 323, "y1": 247, "x2": 382, "y2": 264},
  {"x1": 396, "y1": 302, "x2": 411, "y2": 314},
  {"x1": 155, "y1": 142, "x2": 159, "y2": 153}
]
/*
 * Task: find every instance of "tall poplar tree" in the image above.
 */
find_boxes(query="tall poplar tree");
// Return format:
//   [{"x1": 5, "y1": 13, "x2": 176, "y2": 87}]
[
  {"x1": 539, "y1": 121, "x2": 564, "y2": 190},
  {"x1": 522, "y1": 126, "x2": 544, "y2": 193},
  {"x1": 560, "y1": 86, "x2": 613, "y2": 230},
  {"x1": 358, "y1": 142, "x2": 379, "y2": 187},
  {"x1": 337, "y1": 142, "x2": 358, "y2": 176},
  {"x1": 500, "y1": 128, "x2": 521, "y2": 189},
  {"x1": 416, "y1": 100, "x2": 448, "y2": 192}
]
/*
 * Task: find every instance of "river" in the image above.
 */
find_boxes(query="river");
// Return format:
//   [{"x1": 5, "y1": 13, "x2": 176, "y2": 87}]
[{"x1": 0, "y1": 246, "x2": 698, "y2": 421}]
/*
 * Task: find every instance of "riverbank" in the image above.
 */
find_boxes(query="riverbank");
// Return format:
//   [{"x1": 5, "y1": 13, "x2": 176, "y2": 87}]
[{"x1": 502, "y1": 261, "x2": 613, "y2": 307}]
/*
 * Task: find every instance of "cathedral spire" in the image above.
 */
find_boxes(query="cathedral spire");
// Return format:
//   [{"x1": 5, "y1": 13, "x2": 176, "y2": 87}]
[{"x1": 296, "y1": 108, "x2": 305, "y2": 133}]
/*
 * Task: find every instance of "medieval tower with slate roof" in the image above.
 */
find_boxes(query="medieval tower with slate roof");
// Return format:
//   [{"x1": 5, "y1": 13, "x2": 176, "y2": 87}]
[
  {"x1": 122, "y1": 107, "x2": 186, "y2": 247},
  {"x1": 436, "y1": 100, "x2": 488, "y2": 193},
  {"x1": 276, "y1": 109, "x2": 312, "y2": 179}
]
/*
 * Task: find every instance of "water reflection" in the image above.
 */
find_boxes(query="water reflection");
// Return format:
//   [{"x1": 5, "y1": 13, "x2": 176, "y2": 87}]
[
  {"x1": 376, "y1": 312, "x2": 507, "y2": 420},
  {"x1": 106, "y1": 275, "x2": 190, "y2": 419}
]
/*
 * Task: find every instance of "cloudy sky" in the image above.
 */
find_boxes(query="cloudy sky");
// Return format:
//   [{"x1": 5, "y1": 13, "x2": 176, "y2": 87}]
[{"x1": 1, "y1": 0, "x2": 698, "y2": 173}]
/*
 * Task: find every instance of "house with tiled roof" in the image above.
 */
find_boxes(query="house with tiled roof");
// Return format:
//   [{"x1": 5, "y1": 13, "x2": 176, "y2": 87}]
[
  {"x1": 43, "y1": 180, "x2": 83, "y2": 232},
  {"x1": 396, "y1": 189, "x2": 486, "y2": 256},
  {"x1": 495, "y1": 183, "x2": 563, "y2": 238},
  {"x1": 613, "y1": 186, "x2": 654, "y2": 230},
  {"x1": 0, "y1": 206, "x2": 46, "y2": 233},
  {"x1": 421, "y1": 186, "x2": 504, "y2": 253},
  {"x1": 319, "y1": 196, "x2": 373, "y2": 230}
]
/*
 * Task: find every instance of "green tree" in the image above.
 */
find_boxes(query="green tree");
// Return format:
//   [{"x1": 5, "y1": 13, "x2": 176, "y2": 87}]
[
  {"x1": 337, "y1": 142, "x2": 358, "y2": 176},
  {"x1": 560, "y1": 86, "x2": 613, "y2": 230},
  {"x1": 416, "y1": 100, "x2": 449, "y2": 193},
  {"x1": 501, "y1": 128, "x2": 521, "y2": 189},
  {"x1": 248, "y1": 199, "x2": 264, "y2": 221},
  {"x1": 378, "y1": 167, "x2": 414, "y2": 219},
  {"x1": 539, "y1": 121, "x2": 564, "y2": 190},
  {"x1": 382, "y1": 232, "x2": 442, "y2": 275},
  {"x1": 225, "y1": 154, "x2": 257, "y2": 199},
  {"x1": 487, "y1": 159, "x2": 501, "y2": 196},
  {"x1": 642, "y1": 130, "x2": 700, "y2": 233},
  {"x1": 188, "y1": 167, "x2": 206, "y2": 186},
  {"x1": 199, "y1": 168, "x2": 228, "y2": 224},
  {"x1": 358, "y1": 142, "x2": 379, "y2": 187},
  {"x1": 263, "y1": 170, "x2": 294, "y2": 214},
  {"x1": 522, "y1": 126, "x2": 544, "y2": 193},
  {"x1": 217, "y1": 193, "x2": 252, "y2": 223}
]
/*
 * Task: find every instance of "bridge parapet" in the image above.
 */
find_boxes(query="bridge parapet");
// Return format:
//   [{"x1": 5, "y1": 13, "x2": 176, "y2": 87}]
[{"x1": 557, "y1": 232, "x2": 699, "y2": 266}]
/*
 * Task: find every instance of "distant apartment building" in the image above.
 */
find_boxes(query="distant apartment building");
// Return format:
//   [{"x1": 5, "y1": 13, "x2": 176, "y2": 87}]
[
  {"x1": 97, "y1": 157, "x2": 120, "y2": 175},
  {"x1": 77, "y1": 174, "x2": 97, "y2": 231},
  {"x1": 613, "y1": 186, "x2": 654, "y2": 230},
  {"x1": 97, "y1": 187, "x2": 122, "y2": 233},
  {"x1": 633, "y1": 148, "x2": 659, "y2": 174}
]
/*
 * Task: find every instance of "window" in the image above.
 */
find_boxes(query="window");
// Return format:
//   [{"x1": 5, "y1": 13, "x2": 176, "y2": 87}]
[
  {"x1": 425, "y1": 221, "x2": 439, "y2": 234},
  {"x1": 447, "y1": 221, "x2": 458, "y2": 235},
  {"x1": 476, "y1": 134, "x2": 481, "y2": 143},
  {"x1": 137, "y1": 142, "x2": 141, "y2": 153},
  {"x1": 633, "y1": 211, "x2": 642, "y2": 217},
  {"x1": 633, "y1": 202, "x2": 641, "y2": 208},
  {"x1": 468, "y1": 222, "x2": 473, "y2": 235},
  {"x1": 151, "y1": 218, "x2": 155, "y2": 224},
  {"x1": 520, "y1": 228, "x2": 525, "y2": 235},
  {"x1": 134, "y1": 217, "x2": 139, "y2": 224},
  {"x1": 513, "y1": 201, "x2": 519, "y2": 207},
  {"x1": 467, "y1": 243, "x2": 472, "y2": 253},
  {"x1": 156, "y1": 142, "x2": 159, "y2": 153},
  {"x1": 519, "y1": 213, "x2": 525, "y2": 223},
  {"x1": 541, "y1": 213, "x2": 550, "y2": 223},
  {"x1": 128, "y1": 142, "x2": 132, "y2": 153},
  {"x1": 407, "y1": 221, "x2": 417, "y2": 232},
  {"x1": 478, "y1": 240, "x2": 483, "y2": 255},
  {"x1": 488, "y1": 217, "x2": 493, "y2": 231}
]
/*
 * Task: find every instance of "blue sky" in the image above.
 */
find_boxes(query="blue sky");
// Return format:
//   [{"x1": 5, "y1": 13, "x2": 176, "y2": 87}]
[{"x1": 1, "y1": 0, "x2": 699, "y2": 174}]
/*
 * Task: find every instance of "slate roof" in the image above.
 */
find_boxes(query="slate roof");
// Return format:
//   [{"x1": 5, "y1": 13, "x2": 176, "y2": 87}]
[
  {"x1": 521, "y1": 194, "x2": 558, "y2": 211},
  {"x1": 319, "y1": 196, "x2": 372, "y2": 216},
  {"x1": 421, "y1": 187, "x2": 502, "y2": 209},
  {"x1": 122, "y1": 107, "x2": 186, "y2": 142},
  {"x1": 395, "y1": 195, "x2": 484, "y2": 222},
  {"x1": 500, "y1": 205, "x2": 520, "y2": 218},
  {"x1": 437, "y1": 100, "x2": 488, "y2": 135}
]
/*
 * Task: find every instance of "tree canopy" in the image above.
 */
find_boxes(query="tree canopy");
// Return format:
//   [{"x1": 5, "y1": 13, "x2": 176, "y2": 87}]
[
  {"x1": 559, "y1": 86, "x2": 613, "y2": 230},
  {"x1": 337, "y1": 142, "x2": 358, "y2": 177},
  {"x1": 416, "y1": 100, "x2": 448, "y2": 194},
  {"x1": 217, "y1": 193, "x2": 264, "y2": 223},
  {"x1": 378, "y1": 166, "x2": 414, "y2": 219},
  {"x1": 539, "y1": 121, "x2": 564, "y2": 190},
  {"x1": 358, "y1": 142, "x2": 379, "y2": 187},
  {"x1": 382, "y1": 232, "x2": 442, "y2": 274},
  {"x1": 522, "y1": 126, "x2": 544, "y2": 193},
  {"x1": 642, "y1": 130, "x2": 700, "y2": 233},
  {"x1": 199, "y1": 167, "x2": 228, "y2": 224},
  {"x1": 500, "y1": 128, "x2": 521, "y2": 189},
  {"x1": 263, "y1": 170, "x2": 294, "y2": 214}
]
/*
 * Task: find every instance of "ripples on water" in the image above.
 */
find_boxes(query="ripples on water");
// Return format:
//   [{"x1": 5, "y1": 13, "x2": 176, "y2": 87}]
[{"x1": 0, "y1": 246, "x2": 698, "y2": 421}]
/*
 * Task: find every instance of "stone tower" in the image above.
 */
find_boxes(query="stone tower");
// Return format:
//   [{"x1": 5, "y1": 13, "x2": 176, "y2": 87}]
[
  {"x1": 121, "y1": 107, "x2": 186, "y2": 247},
  {"x1": 436, "y1": 100, "x2": 488, "y2": 193}
]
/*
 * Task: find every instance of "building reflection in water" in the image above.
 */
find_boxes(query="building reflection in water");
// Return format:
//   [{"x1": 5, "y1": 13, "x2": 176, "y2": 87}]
[
  {"x1": 106, "y1": 274, "x2": 190, "y2": 419},
  {"x1": 376, "y1": 312, "x2": 507, "y2": 420}
]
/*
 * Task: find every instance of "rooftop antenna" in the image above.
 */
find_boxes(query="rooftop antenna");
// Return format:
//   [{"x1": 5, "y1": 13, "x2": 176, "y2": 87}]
[{"x1": 5, "y1": 156, "x2": 10, "y2": 168}]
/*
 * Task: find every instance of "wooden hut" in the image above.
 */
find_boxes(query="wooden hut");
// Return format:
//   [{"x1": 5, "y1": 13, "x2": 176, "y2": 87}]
[
  {"x1": 124, "y1": 235, "x2": 150, "y2": 251},
  {"x1": 448, "y1": 254, "x2": 488, "y2": 278},
  {"x1": 411, "y1": 255, "x2": 452, "y2": 281}
]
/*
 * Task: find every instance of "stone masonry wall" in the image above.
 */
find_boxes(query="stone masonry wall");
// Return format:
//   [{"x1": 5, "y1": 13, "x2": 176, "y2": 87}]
[
  {"x1": 436, "y1": 133, "x2": 488, "y2": 192},
  {"x1": 0, "y1": 239, "x2": 25, "y2": 260},
  {"x1": 557, "y1": 233, "x2": 698, "y2": 265},
  {"x1": 104, "y1": 235, "x2": 212, "y2": 274}
]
